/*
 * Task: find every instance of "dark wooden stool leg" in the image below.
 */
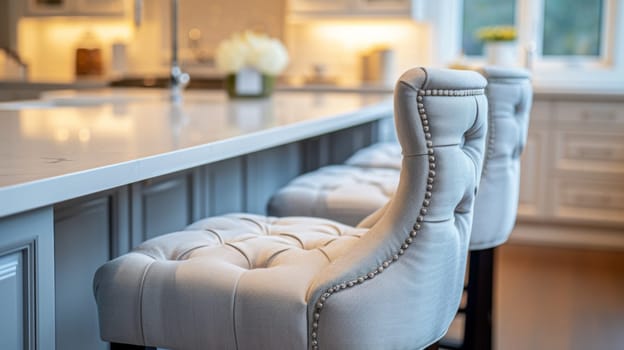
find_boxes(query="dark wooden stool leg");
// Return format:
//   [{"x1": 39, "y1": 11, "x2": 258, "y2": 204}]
[
  {"x1": 425, "y1": 341, "x2": 440, "y2": 350},
  {"x1": 110, "y1": 343, "x2": 156, "y2": 350},
  {"x1": 462, "y1": 247, "x2": 494, "y2": 350}
]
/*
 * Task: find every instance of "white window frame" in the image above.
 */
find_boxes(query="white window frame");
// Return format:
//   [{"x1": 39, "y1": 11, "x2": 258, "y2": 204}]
[
  {"x1": 430, "y1": 0, "x2": 624, "y2": 90},
  {"x1": 522, "y1": 0, "x2": 613, "y2": 64}
]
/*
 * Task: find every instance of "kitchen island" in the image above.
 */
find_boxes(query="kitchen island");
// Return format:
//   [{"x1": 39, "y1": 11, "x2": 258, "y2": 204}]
[{"x1": 0, "y1": 89, "x2": 393, "y2": 350}]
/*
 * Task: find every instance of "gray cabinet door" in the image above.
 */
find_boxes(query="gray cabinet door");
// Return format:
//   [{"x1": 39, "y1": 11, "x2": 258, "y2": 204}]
[
  {"x1": 329, "y1": 122, "x2": 377, "y2": 164},
  {"x1": 203, "y1": 157, "x2": 245, "y2": 217},
  {"x1": 245, "y1": 144, "x2": 302, "y2": 215},
  {"x1": 0, "y1": 208, "x2": 54, "y2": 350},
  {"x1": 54, "y1": 196, "x2": 112, "y2": 350},
  {"x1": 132, "y1": 171, "x2": 194, "y2": 243},
  {"x1": 301, "y1": 121, "x2": 379, "y2": 172},
  {"x1": 0, "y1": 251, "x2": 26, "y2": 350}
]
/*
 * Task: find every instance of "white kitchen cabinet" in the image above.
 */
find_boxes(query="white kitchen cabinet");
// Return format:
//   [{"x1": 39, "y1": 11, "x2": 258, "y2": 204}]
[
  {"x1": 513, "y1": 94, "x2": 624, "y2": 248},
  {"x1": 517, "y1": 128, "x2": 549, "y2": 219},
  {"x1": 24, "y1": 0, "x2": 124, "y2": 17},
  {"x1": 289, "y1": 0, "x2": 424, "y2": 19},
  {"x1": 550, "y1": 100, "x2": 624, "y2": 226},
  {"x1": 519, "y1": 96, "x2": 624, "y2": 225}
]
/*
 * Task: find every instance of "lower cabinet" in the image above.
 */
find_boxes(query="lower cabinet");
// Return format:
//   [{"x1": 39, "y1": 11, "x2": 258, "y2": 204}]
[
  {"x1": 0, "y1": 208, "x2": 54, "y2": 350},
  {"x1": 515, "y1": 96, "x2": 624, "y2": 247},
  {"x1": 131, "y1": 171, "x2": 195, "y2": 242},
  {"x1": 203, "y1": 157, "x2": 246, "y2": 217},
  {"x1": 54, "y1": 196, "x2": 113, "y2": 350},
  {"x1": 246, "y1": 143, "x2": 302, "y2": 214},
  {"x1": 0, "y1": 252, "x2": 28, "y2": 350},
  {"x1": 518, "y1": 122, "x2": 549, "y2": 219}
]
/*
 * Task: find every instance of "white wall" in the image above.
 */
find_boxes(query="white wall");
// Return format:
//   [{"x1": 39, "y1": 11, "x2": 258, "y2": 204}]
[{"x1": 284, "y1": 19, "x2": 432, "y2": 86}]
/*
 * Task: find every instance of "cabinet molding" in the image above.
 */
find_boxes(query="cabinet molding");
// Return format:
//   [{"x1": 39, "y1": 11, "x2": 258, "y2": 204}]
[
  {"x1": 245, "y1": 144, "x2": 302, "y2": 215},
  {"x1": 131, "y1": 171, "x2": 195, "y2": 244},
  {"x1": 0, "y1": 207, "x2": 54, "y2": 350},
  {"x1": 0, "y1": 244, "x2": 34, "y2": 350},
  {"x1": 516, "y1": 97, "x2": 624, "y2": 248},
  {"x1": 203, "y1": 158, "x2": 246, "y2": 217},
  {"x1": 518, "y1": 129, "x2": 548, "y2": 218},
  {"x1": 54, "y1": 197, "x2": 111, "y2": 350}
]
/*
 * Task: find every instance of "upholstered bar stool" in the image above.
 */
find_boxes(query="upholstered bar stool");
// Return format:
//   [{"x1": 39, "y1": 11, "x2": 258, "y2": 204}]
[
  {"x1": 269, "y1": 67, "x2": 533, "y2": 350},
  {"x1": 93, "y1": 67, "x2": 488, "y2": 350}
]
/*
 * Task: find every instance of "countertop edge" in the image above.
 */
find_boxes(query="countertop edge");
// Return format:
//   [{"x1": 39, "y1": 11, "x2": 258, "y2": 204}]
[{"x1": 0, "y1": 99, "x2": 392, "y2": 218}]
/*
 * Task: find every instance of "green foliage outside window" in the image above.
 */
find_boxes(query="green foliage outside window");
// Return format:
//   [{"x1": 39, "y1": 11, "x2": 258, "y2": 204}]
[
  {"x1": 542, "y1": 0, "x2": 603, "y2": 56},
  {"x1": 462, "y1": 0, "x2": 516, "y2": 56}
]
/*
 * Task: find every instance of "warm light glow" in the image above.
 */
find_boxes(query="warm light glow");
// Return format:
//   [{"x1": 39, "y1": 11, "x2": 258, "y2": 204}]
[
  {"x1": 188, "y1": 28, "x2": 202, "y2": 41},
  {"x1": 20, "y1": 107, "x2": 134, "y2": 142},
  {"x1": 285, "y1": 19, "x2": 431, "y2": 86},
  {"x1": 17, "y1": 17, "x2": 135, "y2": 81},
  {"x1": 78, "y1": 128, "x2": 91, "y2": 142},
  {"x1": 45, "y1": 21, "x2": 133, "y2": 43},
  {"x1": 55, "y1": 128, "x2": 70, "y2": 142},
  {"x1": 309, "y1": 20, "x2": 425, "y2": 51}
]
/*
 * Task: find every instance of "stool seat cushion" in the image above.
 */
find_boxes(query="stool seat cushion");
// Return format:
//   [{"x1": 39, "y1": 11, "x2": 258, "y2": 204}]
[
  {"x1": 268, "y1": 165, "x2": 399, "y2": 226},
  {"x1": 345, "y1": 142, "x2": 402, "y2": 170},
  {"x1": 94, "y1": 213, "x2": 365, "y2": 350}
]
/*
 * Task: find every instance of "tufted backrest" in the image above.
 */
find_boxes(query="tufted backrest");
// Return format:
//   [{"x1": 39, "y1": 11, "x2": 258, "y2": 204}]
[
  {"x1": 470, "y1": 66, "x2": 532, "y2": 249},
  {"x1": 349, "y1": 66, "x2": 532, "y2": 251},
  {"x1": 306, "y1": 67, "x2": 488, "y2": 349}
]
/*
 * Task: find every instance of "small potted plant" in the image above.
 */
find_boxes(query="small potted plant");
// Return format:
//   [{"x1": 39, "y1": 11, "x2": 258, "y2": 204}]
[
  {"x1": 476, "y1": 25, "x2": 518, "y2": 66},
  {"x1": 215, "y1": 31, "x2": 289, "y2": 98}
]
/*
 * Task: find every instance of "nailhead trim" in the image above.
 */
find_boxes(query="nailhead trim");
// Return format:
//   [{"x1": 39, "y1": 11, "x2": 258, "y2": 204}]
[
  {"x1": 309, "y1": 86, "x2": 484, "y2": 350},
  {"x1": 420, "y1": 88, "x2": 484, "y2": 97}
]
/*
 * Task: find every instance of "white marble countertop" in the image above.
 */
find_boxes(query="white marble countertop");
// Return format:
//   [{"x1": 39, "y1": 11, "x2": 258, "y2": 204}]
[{"x1": 0, "y1": 88, "x2": 392, "y2": 218}]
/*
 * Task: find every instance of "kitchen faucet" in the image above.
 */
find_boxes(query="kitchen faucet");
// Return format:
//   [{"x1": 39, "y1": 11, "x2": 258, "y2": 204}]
[
  {"x1": 135, "y1": 0, "x2": 189, "y2": 101},
  {"x1": 169, "y1": 0, "x2": 190, "y2": 102}
]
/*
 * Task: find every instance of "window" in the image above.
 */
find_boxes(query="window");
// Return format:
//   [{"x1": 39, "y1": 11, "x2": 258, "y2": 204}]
[
  {"x1": 435, "y1": 0, "x2": 622, "y2": 87},
  {"x1": 542, "y1": 0, "x2": 603, "y2": 57},
  {"x1": 462, "y1": 0, "x2": 516, "y2": 56},
  {"x1": 461, "y1": 0, "x2": 607, "y2": 60}
]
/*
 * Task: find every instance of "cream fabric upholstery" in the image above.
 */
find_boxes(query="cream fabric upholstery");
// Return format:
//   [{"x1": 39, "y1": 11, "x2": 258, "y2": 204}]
[
  {"x1": 269, "y1": 67, "x2": 532, "y2": 249},
  {"x1": 266, "y1": 165, "x2": 399, "y2": 225},
  {"x1": 93, "y1": 67, "x2": 488, "y2": 350},
  {"x1": 346, "y1": 141, "x2": 402, "y2": 170}
]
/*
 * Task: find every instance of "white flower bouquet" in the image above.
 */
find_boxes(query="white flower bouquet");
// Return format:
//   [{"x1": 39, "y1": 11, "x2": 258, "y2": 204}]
[
  {"x1": 215, "y1": 31, "x2": 289, "y2": 76},
  {"x1": 215, "y1": 31, "x2": 289, "y2": 98}
]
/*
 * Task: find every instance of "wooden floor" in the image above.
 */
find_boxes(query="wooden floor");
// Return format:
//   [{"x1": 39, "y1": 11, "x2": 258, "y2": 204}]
[{"x1": 492, "y1": 243, "x2": 624, "y2": 350}]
